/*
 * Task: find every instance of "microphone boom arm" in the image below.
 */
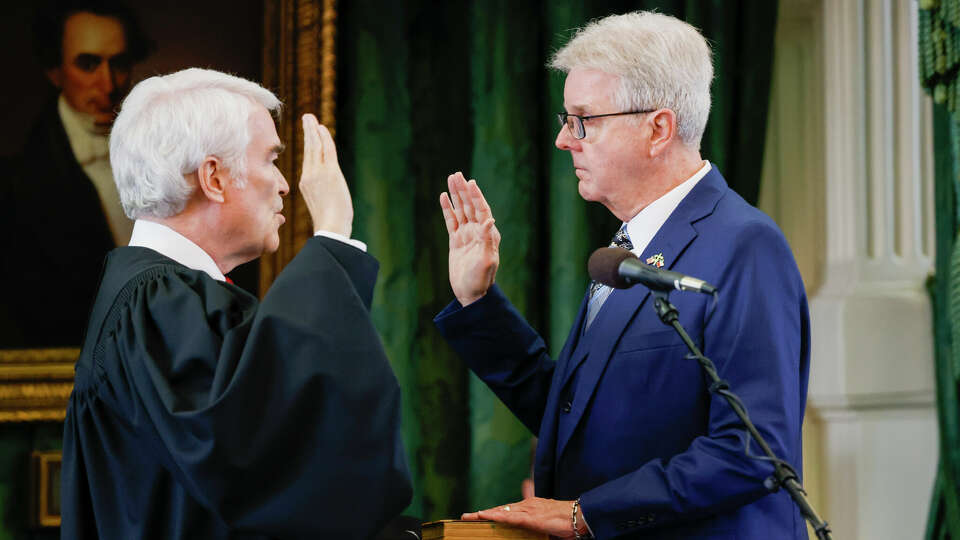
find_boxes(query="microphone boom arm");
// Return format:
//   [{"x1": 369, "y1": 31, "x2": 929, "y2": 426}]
[{"x1": 651, "y1": 291, "x2": 833, "y2": 540}]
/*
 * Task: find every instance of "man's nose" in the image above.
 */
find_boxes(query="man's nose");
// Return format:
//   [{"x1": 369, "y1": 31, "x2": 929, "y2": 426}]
[
  {"x1": 278, "y1": 174, "x2": 290, "y2": 197},
  {"x1": 555, "y1": 124, "x2": 579, "y2": 151},
  {"x1": 94, "y1": 62, "x2": 116, "y2": 95}
]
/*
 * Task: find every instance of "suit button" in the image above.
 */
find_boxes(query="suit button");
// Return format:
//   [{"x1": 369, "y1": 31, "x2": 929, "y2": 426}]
[{"x1": 561, "y1": 401, "x2": 572, "y2": 413}]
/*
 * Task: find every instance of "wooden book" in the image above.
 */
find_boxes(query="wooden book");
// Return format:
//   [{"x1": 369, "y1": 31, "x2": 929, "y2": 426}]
[{"x1": 421, "y1": 520, "x2": 547, "y2": 540}]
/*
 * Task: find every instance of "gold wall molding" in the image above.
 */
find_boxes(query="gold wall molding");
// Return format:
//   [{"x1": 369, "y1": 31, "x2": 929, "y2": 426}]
[{"x1": 0, "y1": 348, "x2": 78, "y2": 423}]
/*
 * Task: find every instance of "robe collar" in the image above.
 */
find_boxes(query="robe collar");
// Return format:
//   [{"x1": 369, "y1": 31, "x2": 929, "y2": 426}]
[{"x1": 128, "y1": 219, "x2": 227, "y2": 282}]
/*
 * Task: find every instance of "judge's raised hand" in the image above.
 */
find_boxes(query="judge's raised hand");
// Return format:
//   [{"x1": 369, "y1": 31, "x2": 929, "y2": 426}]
[
  {"x1": 300, "y1": 113, "x2": 353, "y2": 237},
  {"x1": 440, "y1": 172, "x2": 501, "y2": 306}
]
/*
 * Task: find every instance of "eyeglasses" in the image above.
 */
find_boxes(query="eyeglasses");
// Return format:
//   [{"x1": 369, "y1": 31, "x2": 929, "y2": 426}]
[{"x1": 556, "y1": 109, "x2": 656, "y2": 140}]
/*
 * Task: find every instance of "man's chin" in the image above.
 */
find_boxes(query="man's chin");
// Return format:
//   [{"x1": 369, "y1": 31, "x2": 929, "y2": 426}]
[
  {"x1": 93, "y1": 115, "x2": 116, "y2": 134},
  {"x1": 264, "y1": 235, "x2": 281, "y2": 254},
  {"x1": 577, "y1": 181, "x2": 597, "y2": 202}
]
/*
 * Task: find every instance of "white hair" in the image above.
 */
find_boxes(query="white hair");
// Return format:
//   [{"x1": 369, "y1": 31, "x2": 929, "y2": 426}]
[
  {"x1": 550, "y1": 11, "x2": 713, "y2": 148},
  {"x1": 109, "y1": 68, "x2": 282, "y2": 219}
]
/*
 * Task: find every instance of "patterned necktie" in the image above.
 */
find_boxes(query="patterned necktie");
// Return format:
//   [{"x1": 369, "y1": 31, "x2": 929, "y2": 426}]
[{"x1": 584, "y1": 225, "x2": 633, "y2": 330}]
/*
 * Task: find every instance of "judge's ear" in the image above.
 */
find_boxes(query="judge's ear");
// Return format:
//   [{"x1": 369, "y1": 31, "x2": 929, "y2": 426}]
[
  {"x1": 196, "y1": 156, "x2": 227, "y2": 203},
  {"x1": 647, "y1": 109, "x2": 678, "y2": 157},
  {"x1": 45, "y1": 67, "x2": 63, "y2": 89}
]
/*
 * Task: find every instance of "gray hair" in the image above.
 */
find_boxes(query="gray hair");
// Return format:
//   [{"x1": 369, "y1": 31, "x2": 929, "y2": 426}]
[
  {"x1": 109, "y1": 68, "x2": 282, "y2": 219},
  {"x1": 550, "y1": 11, "x2": 713, "y2": 148}
]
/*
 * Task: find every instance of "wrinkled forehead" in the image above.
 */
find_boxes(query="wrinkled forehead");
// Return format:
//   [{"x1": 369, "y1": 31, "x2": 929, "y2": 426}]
[{"x1": 563, "y1": 68, "x2": 620, "y2": 114}]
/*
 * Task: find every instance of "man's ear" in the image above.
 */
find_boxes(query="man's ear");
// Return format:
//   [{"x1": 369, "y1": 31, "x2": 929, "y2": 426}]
[
  {"x1": 196, "y1": 156, "x2": 227, "y2": 203},
  {"x1": 647, "y1": 109, "x2": 677, "y2": 157},
  {"x1": 45, "y1": 67, "x2": 63, "y2": 89}
]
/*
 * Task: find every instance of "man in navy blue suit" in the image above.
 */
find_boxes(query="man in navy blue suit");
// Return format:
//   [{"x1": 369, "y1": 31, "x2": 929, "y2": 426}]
[{"x1": 434, "y1": 11, "x2": 810, "y2": 540}]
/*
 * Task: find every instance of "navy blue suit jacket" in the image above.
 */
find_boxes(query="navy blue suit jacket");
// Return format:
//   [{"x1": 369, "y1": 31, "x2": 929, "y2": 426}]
[{"x1": 435, "y1": 167, "x2": 810, "y2": 539}]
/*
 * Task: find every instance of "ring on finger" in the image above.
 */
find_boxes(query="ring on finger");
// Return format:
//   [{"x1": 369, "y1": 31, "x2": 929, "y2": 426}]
[{"x1": 503, "y1": 505, "x2": 511, "y2": 511}]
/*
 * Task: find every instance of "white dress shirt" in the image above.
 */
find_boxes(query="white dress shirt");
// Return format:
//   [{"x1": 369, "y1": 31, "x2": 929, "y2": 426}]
[
  {"x1": 128, "y1": 220, "x2": 227, "y2": 281},
  {"x1": 624, "y1": 161, "x2": 711, "y2": 256},
  {"x1": 129, "y1": 219, "x2": 366, "y2": 282},
  {"x1": 58, "y1": 95, "x2": 134, "y2": 246},
  {"x1": 584, "y1": 161, "x2": 712, "y2": 330},
  {"x1": 315, "y1": 231, "x2": 366, "y2": 252}
]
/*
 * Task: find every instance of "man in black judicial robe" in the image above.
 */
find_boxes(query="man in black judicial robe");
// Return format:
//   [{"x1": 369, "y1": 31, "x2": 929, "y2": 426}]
[{"x1": 61, "y1": 68, "x2": 412, "y2": 539}]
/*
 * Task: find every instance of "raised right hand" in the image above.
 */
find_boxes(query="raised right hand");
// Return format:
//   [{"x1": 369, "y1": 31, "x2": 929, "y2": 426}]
[
  {"x1": 299, "y1": 113, "x2": 353, "y2": 237},
  {"x1": 440, "y1": 172, "x2": 501, "y2": 306}
]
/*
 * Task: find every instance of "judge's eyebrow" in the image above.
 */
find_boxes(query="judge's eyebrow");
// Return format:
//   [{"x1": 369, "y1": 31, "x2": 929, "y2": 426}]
[{"x1": 271, "y1": 144, "x2": 286, "y2": 156}]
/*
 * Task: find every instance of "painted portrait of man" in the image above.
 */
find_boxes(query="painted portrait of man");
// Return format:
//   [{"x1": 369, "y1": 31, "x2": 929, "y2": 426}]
[{"x1": 1, "y1": 1, "x2": 154, "y2": 348}]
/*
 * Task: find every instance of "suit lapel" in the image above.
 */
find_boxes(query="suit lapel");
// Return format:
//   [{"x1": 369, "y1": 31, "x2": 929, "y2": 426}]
[
  {"x1": 554, "y1": 166, "x2": 728, "y2": 462},
  {"x1": 556, "y1": 290, "x2": 590, "y2": 385}
]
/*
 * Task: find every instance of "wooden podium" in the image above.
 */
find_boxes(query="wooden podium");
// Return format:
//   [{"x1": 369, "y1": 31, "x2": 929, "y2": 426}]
[{"x1": 421, "y1": 520, "x2": 547, "y2": 540}]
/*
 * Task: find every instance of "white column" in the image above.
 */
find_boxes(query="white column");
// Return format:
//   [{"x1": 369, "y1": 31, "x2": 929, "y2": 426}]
[{"x1": 760, "y1": 0, "x2": 939, "y2": 538}]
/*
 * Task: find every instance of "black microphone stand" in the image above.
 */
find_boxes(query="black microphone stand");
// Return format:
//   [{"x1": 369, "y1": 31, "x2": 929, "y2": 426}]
[{"x1": 652, "y1": 291, "x2": 833, "y2": 540}]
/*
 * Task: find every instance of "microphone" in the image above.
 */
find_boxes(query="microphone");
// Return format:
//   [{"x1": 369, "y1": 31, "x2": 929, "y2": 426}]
[{"x1": 588, "y1": 247, "x2": 718, "y2": 295}]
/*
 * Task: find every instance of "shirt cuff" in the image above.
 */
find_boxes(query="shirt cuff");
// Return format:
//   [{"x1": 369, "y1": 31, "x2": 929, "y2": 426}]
[{"x1": 314, "y1": 230, "x2": 367, "y2": 252}]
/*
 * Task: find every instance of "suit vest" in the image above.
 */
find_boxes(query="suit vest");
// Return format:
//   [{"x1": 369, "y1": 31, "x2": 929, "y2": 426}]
[{"x1": 550, "y1": 307, "x2": 608, "y2": 498}]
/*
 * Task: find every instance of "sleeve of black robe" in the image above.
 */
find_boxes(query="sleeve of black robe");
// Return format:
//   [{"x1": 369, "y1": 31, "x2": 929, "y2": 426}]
[{"x1": 89, "y1": 237, "x2": 411, "y2": 537}]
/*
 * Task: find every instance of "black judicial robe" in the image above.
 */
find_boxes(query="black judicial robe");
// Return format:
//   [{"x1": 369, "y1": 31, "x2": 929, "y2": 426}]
[{"x1": 61, "y1": 237, "x2": 412, "y2": 539}]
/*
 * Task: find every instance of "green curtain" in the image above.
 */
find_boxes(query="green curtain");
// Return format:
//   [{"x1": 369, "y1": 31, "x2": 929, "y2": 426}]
[
  {"x1": 338, "y1": 0, "x2": 778, "y2": 519},
  {"x1": 920, "y1": 2, "x2": 960, "y2": 538}
]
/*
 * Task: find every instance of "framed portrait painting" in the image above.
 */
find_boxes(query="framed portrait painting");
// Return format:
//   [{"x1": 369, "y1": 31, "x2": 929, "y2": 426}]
[{"x1": 0, "y1": 0, "x2": 336, "y2": 424}]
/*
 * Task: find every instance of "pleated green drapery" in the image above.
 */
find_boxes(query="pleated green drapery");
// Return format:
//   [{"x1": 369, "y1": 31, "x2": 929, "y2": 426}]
[
  {"x1": 337, "y1": 0, "x2": 777, "y2": 519},
  {"x1": 920, "y1": 1, "x2": 960, "y2": 537}
]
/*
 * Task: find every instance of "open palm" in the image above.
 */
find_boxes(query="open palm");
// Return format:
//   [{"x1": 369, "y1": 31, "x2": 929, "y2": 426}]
[
  {"x1": 440, "y1": 172, "x2": 501, "y2": 306},
  {"x1": 299, "y1": 114, "x2": 353, "y2": 236}
]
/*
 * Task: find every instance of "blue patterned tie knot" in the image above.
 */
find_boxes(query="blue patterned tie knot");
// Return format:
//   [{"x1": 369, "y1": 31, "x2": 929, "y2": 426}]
[
  {"x1": 588, "y1": 225, "x2": 633, "y2": 299},
  {"x1": 610, "y1": 224, "x2": 634, "y2": 251}
]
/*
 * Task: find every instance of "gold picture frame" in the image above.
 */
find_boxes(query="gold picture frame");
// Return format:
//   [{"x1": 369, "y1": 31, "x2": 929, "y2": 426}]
[
  {"x1": 0, "y1": 0, "x2": 337, "y2": 423},
  {"x1": 30, "y1": 450, "x2": 63, "y2": 528},
  {"x1": 260, "y1": 0, "x2": 339, "y2": 290}
]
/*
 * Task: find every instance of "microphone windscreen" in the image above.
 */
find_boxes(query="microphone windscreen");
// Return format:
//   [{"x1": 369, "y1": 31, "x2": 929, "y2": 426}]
[{"x1": 588, "y1": 247, "x2": 635, "y2": 289}]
